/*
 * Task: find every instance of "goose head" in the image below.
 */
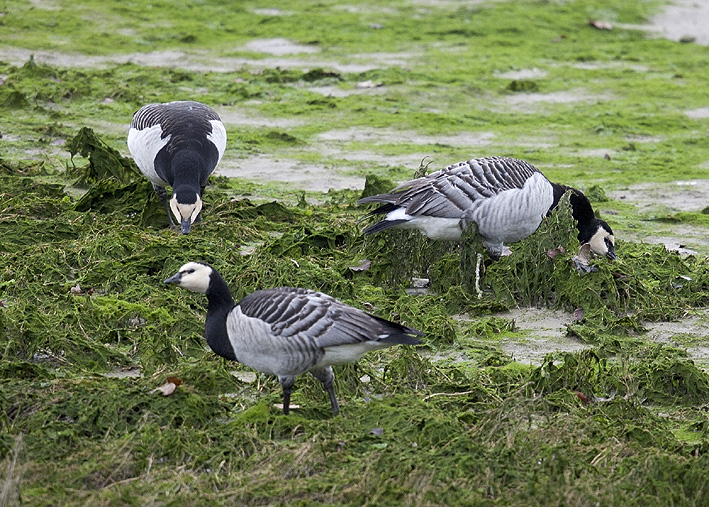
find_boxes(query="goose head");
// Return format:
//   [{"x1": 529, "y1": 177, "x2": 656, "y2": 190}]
[
  {"x1": 170, "y1": 190, "x2": 203, "y2": 234},
  {"x1": 584, "y1": 220, "x2": 616, "y2": 260},
  {"x1": 164, "y1": 262, "x2": 212, "y2": 293}
]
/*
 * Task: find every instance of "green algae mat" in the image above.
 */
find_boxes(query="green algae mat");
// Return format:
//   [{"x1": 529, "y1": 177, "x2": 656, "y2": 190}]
[{"x1": 1, "y1": 0, "x2": 709, "y2": 505}]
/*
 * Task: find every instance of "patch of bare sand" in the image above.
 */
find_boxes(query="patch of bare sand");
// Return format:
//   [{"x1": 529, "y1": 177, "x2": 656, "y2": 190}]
[
  {"x1": 250, "y1": 8, "x2": 290, "y2": 16},
  {"x1": 619, "y1": 0, "x2": 709, "y2": 46},
  {"x1": 308, "y1": 84, "x2": 388, "y2": 98},
  {"x1": 639, "y1": 230, "x2": 708, "y2": 256},
  {"x1": 685, "y1": 107, "x2": 709, "y2": 119},
  {"x1": 216, "y1": 107, "x2": 306, "y2": 129},
  {"x1": 313, "y1": 146, "x2": 433, "y2": 168},
  {"x1": 648, "y1": 0, "x2": 709, "y2": 45},
  {"x1": 488, "y1": 307, "x2": 709, "y2": 367},
  {"x1": 494, "y1": 68, "x2": 548, "y2": 80},
  {"x1": 28, "y1": 0, "x2": 60, "y2": 9},
  {"x1": 214, "y1": 154, "x2": 364, "y2": 192},
  {"x1": 490, "y1": 88, "x2": 614, "y2": 114},
  {"x1": 0, "y1": 47, "x2": 414, "y2": 73},
  {"x1": 564, "y1": 61, "x2": 650, "y2": 72},
  {"x1": 608, "y1": 180, "x2": 709, "y2": 213},
  {"x1": 608, "y1": 180, "x2": 709, "y2": 255},
  {"x1": 317, "y1": 127, "x2": 494, "y2": 147},
  {"x1": 643, "y1": 310, "x2": 709, "y2": 368},
  {"x1": 496, "y1": 307, "x2": 590, "y2": 365},
  {"x1": 243, "y1": 38, "x2": 319, "y2": 56}
]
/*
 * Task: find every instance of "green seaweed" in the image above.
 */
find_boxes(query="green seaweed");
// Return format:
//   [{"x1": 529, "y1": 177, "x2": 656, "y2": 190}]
[{"x1": 1, "y1": 0, "x2": 709, "y2": 505}]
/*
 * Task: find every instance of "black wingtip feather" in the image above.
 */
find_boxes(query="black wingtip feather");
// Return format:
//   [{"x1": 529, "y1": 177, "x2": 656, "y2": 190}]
[
  {"x1": 367, "y1": 313, "x2": 424, "y2": 345},
  {"x1": 363, "y1": 219, "x2": 409, "y2": 235},
  {"x1": 358, "y1": 202, "x2": 400, "y2": 216},
  {"x1": 380, "y1": 332, "x2": 424, "y2": 346}
]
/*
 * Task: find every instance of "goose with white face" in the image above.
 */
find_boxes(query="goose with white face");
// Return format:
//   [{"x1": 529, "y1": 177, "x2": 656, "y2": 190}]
[
  {"x1": 127, "y1": 100, "x2": 226, "y2": 235},
  {"x1": 163, "y1": 261, "x2": 423, "y2": 415},
  {"x1": 357, "y1": 156, "x2": 619, "y2": 263}
]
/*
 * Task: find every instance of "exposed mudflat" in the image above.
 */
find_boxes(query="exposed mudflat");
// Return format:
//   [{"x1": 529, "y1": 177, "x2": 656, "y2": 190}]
[
  {"x1": 2, "y1": 1, "x2": 709, "y2": 505},
  {"x1": 495, "y1": 307, "x2": 709, "y2": 367},
  {"x1": 648, "y1": 0, "x2": 709, "y2": 45},
  {"x1": 0, "y1": 46, "x2": 415, "y2": 73},
  {"x1": 609, "y1": 180, "x2": 709, "y2": 214},
  {"x1": 496, "y1": 307, "x2": 591, "y2": 365},
  {"x1": 215, "y1": 154, "x2": 364, "y2": 192},
  {"x1": 643, "y1": 309, "x2": 709, "y2": 367}
]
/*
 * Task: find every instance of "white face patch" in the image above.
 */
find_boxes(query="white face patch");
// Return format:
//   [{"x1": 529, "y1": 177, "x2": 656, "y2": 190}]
[
  {"x1": 588, "y1": 229, "x2": 614, "y2": 257},
  {"x1": 173, "y1": 262, "x2": 212, "y2": 294},
  {"x1": 169, "y1": 195, "x2": 203, "y2": 226}
]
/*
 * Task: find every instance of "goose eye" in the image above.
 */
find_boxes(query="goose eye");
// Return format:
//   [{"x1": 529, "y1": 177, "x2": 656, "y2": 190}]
[{"x1": 187, "y1": 268, "x2": 195, "y2": 274}]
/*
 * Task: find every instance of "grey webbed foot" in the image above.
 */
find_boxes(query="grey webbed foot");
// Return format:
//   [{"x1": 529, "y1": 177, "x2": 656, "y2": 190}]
[{"x1": 310, "y1": 367, "x2": 339, "y2": 415}]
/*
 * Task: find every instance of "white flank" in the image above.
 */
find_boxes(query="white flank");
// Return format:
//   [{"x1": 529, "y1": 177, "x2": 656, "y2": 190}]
[
  {"x1": 207, "y1": 120, "x2": 227, "y2": 164},
  {"x1": 226, "y1": 308, "x2": 298, "y2": 376},
  {"x1": 318, "y1": 341, "x2": 387, "y2": 366},
  {"x1": 407, "y1": 216, "x2": 463, "y2": 240},
  {"x1": 471, "y1": 172, "x2": 554, "y2": 244},
  {"x1": 386, "y1": 207, "x2": 462, "y2": 240},
  {"x1": 127, "y1": 125, "x2": 170, "y2": 186}
]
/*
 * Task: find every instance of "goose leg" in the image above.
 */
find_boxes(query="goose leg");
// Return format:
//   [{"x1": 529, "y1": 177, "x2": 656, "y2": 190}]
[
  {"x1": 153, "y1": 184, "x2": 177, "y2": 229},
  {"x1": 475, "y1": 253, "x2": 483, "y2": 300},
  {"x1": 310, "y1": 367, "x2": 339, "y2": 415},
  {"x1": 278, "y1": 376, "x2": 296, "y2": 415}
]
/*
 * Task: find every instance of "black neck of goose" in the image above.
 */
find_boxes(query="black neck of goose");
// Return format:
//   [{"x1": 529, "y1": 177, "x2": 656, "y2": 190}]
[
  {"x1": 171, "y1": 150, "x2": 205, "y2": 189},
  {"x1": 550, "y1": 183, "x2": 599, "y2": 242},
  {"x1": 204, "y1": 271, "x2": 237, "y2": 361}
]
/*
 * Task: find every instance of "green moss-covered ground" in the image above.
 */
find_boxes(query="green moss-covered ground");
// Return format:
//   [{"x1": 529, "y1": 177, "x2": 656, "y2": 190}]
[{"x1": 1, "y1": 0, "x2": 708, "y2": 505}]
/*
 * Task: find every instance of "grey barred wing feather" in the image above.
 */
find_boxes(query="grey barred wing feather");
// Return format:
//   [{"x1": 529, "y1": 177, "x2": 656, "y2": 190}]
[
  {"x1": 394, "y1": 157, "x2": 542, "y2": 218},
  {"x1": 236, "y1": 288, "x2": 422, "y2": 348}
]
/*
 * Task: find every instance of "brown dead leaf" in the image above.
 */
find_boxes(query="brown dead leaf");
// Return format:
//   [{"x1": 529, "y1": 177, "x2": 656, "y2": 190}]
[
  {"x1": 151, "y1": 377, "x2": 183, "y2": 396},
  {"x1": 547, "y1": 245, "x2": 565, "y2": 260},
  {"x1": 574, "y1": 390, "x2": 590, "y2": 404}
]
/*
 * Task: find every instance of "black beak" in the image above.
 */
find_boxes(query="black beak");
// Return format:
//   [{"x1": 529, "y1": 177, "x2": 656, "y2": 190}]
[
  {"x1": 180, "y1": 217, "x2": 192, "y2": 234},
  {"x1": 606, "y1": 245, "x2": 617, "y2": 261},
  {"x1": 164, "y1": 272, "x2": 182, "y2": 284}
]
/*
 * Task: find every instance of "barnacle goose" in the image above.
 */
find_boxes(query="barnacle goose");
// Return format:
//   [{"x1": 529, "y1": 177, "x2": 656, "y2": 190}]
[
  {"x1": 127, "y1": 101, "x2": 227, "y2": 234},
  {"x1": 164, "y1": 262, "x2": 423, "y2": 415},
  {"x1": 357, "y1": 156, "x2": 616, "y2": 263}
]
